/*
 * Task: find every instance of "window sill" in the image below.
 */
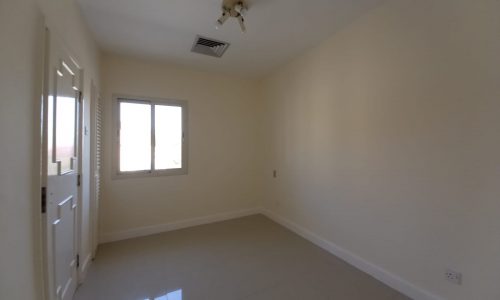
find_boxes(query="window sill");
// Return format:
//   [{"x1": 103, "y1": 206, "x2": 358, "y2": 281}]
[{"x1": 112, "y1": 168, "x2": 187, "y2": 180}]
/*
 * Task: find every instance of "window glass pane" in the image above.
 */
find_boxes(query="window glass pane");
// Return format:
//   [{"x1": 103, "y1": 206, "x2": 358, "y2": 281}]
[
  {"x1": 120, "y1": 102, "x2": 151, "y2": 172},
  {"x1": 55, "y1": 66, "x2": 77, "y2": 174},
  {"x1": 56, "y1": 96, "x2": 77, "y2": 172},
  {"x1": 47, "y1": 93, "x2": 56, "y2": 175},
  {"x1": 155, "y1": 105, "x2": 182, "y2": 170}
]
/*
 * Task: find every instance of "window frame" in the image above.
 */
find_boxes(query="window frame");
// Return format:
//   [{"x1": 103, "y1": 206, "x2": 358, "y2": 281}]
[{"x1": 112, "y1": 94, "x2": 188, "y2": 179}]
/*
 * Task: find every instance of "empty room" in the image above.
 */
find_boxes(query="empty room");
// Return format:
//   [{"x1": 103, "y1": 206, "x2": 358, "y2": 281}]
[{"x1": 1, "y1": 0, "x2": 499, "y2": 299}]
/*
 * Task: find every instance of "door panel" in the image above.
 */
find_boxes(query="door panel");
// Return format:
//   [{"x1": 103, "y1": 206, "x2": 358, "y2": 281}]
[{"x1": 43, "y1": 28, "x2": 82, "y2": 300}]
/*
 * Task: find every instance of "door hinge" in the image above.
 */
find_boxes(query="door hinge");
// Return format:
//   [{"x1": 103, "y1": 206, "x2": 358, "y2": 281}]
[
  {"x1": 77, "y1": 174, "x2": 81, "y2": 187},
  {"x1": 41, "y1": 187, "x2": 47, "y2": 214},
  {"x1": 76, "y1": 254, "x2": 80, "y2": 268}
]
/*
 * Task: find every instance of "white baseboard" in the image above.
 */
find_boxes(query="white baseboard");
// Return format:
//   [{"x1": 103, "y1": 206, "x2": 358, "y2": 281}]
[
  {"x1": 260, "y1": 208, "x2": 443, "y2": 300},
  {"x1": 99, "y1": 208, "x2": 260, "y2": 244}
]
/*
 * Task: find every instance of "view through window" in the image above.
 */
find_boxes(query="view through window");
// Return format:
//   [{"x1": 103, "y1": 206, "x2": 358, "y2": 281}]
[{"x1": 117, "y1": 97, "x2": 186, "y2": 176}]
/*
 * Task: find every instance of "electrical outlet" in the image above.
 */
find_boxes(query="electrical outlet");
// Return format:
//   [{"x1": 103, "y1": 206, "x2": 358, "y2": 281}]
[{"x1": 445, "y1": 269, "x2": 462, "y2": 285}]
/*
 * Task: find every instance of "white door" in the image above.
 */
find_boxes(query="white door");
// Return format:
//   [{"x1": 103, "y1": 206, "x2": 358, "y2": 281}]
[{"x1": 42, "y1": 28, "x2": 82, "y2": 300}]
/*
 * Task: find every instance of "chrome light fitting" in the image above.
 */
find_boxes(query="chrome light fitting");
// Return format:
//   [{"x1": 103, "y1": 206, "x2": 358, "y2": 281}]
[{"x1": 216, "y1": 0, "x2": 248, "y2": 32}]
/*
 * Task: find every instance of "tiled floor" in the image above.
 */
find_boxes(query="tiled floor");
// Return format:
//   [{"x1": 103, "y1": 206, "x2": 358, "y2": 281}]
[{"x1": 74, "y1": 215, "x2": 410, "y2": 300}]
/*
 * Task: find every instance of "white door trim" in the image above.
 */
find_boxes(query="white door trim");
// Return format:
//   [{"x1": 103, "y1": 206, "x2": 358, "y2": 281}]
[
  {"x1": 89, "y1": 80, "x2": 101, "y2": 258},
  {"x1": 76, "y1": 87, "x2": 85, "y2": 284}
]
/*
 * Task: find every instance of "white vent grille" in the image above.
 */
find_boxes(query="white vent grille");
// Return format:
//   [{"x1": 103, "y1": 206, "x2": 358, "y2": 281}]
[{"x1": 191, "y1": 35, "x2": 230, "y2": 58}]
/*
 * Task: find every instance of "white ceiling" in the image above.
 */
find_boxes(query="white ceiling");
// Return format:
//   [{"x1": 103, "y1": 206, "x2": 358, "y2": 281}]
[{"x1": 77, "y1": 0, "x2": 385, "y2": 77}]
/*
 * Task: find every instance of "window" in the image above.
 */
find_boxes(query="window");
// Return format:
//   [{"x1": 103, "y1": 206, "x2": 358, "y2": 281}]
[{"x1": 113, "y1": 95, "x2": 187, "y2": 178}]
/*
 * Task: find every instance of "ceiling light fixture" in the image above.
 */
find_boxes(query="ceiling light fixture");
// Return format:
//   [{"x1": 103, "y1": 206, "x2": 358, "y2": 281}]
[{"x1": 215, "y1": 0, "x2": 248, "y2": 32}]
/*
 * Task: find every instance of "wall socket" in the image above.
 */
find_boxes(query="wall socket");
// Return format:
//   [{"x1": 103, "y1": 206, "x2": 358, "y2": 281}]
[{"x1": 445, "y1": 269, "x2": 462, "y2": 285}]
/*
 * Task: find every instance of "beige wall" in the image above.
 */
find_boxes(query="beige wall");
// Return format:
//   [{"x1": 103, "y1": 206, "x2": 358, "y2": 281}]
[
  {"x1": 0, "y1": 0, "x2": 100, "y2": 298},
  {"x1": 0, "y1": 1, "x2": 44, "y2": 298},
  {"x1": 261, "y1": 0, "x2": 500, "y2": 299},
  {"x1": 100, "y1": 55, "x2": 262, "y2": 238}
]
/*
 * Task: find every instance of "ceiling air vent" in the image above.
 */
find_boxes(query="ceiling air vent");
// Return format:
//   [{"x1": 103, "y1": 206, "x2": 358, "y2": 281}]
[{"x1": 191, "y1": 35, "x2": 230, "y2": 58}]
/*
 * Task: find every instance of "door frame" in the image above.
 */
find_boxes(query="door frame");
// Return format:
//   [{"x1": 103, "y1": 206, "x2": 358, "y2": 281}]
[
  {"x1": 40, "y1": 24, "x2": 85, "y2": 300},
  {"x1": 76, "y1": 63, "x2": 86, "y2": 284},
  {"x1": 89, "y1": 80, "x2": 101, "y2": 258}
]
